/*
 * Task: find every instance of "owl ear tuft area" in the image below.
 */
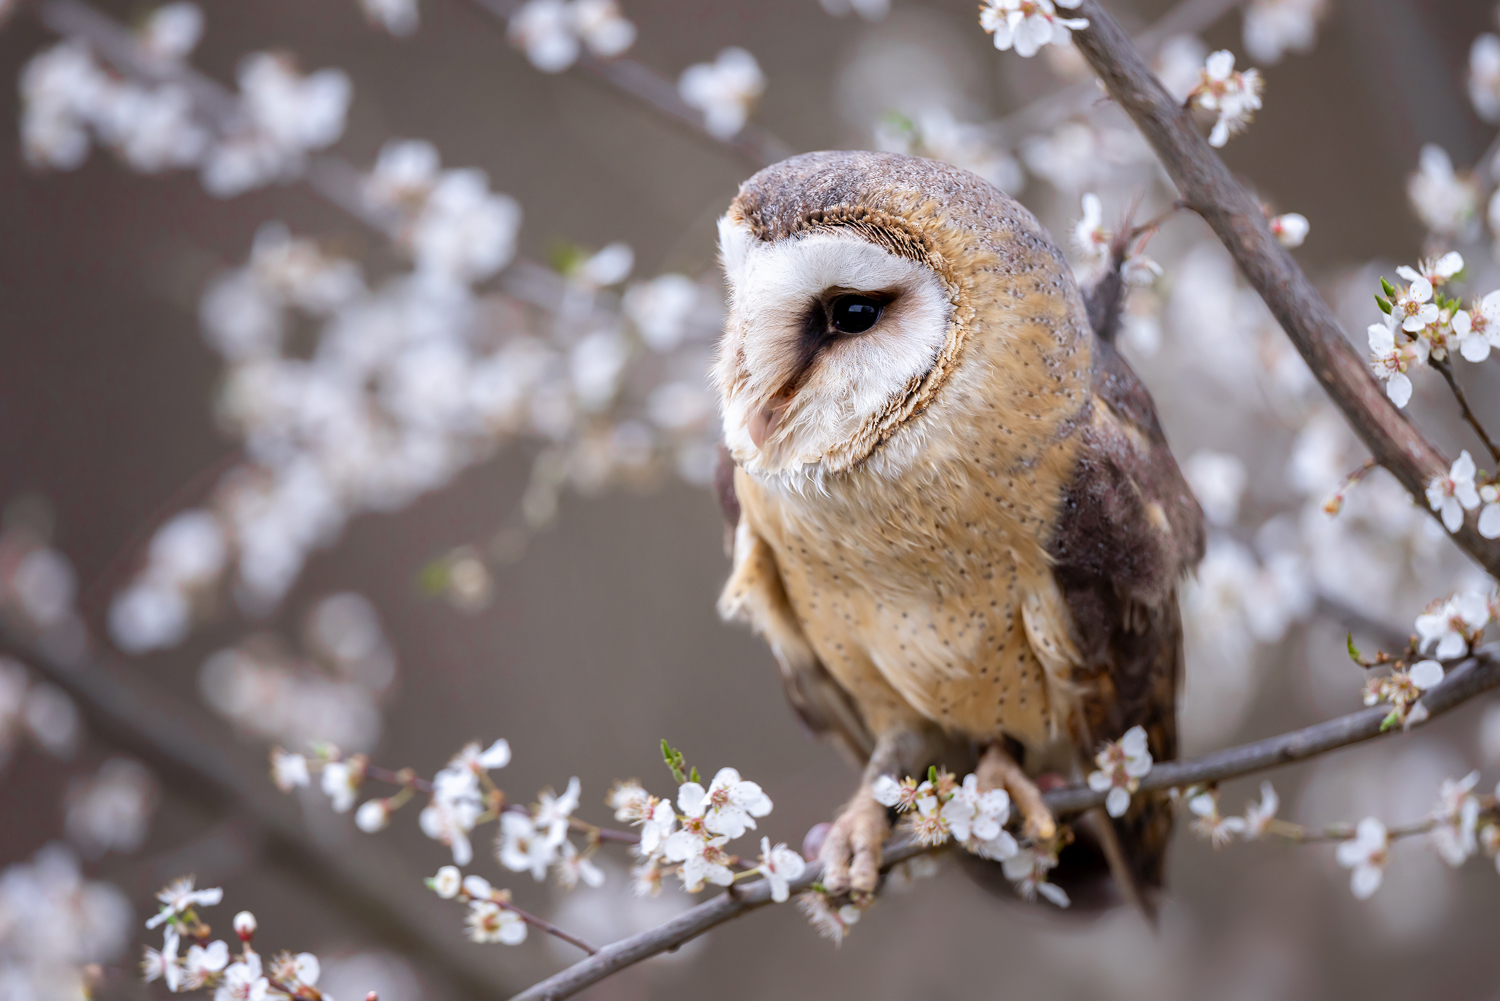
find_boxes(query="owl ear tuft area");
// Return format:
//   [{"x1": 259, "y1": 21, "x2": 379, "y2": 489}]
[{"x1": 717, "y1": 214, "x2": 754, "y2": 289}]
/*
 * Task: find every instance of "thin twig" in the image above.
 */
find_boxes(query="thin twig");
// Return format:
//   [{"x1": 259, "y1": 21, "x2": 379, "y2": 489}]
[
  {"x1": 499, "y1": 901, "x2": 599, "y2": 955},
  {"x1": 515, "y1": 646, "x2": 1500, "y2": 1001},
  {"x1": 461, "y1": 0, "x2": 792, "y2": 168},
  {"x1": 1432, "y1": 357, "x2": 1500, "y2": 466},
  {"x1": 1067, "y1": 0, "x2": 1500, "y2": 579}
]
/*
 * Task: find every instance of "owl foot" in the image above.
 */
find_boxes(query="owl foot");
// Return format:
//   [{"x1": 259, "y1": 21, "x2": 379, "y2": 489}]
[
  {"x1": 977, "y1": 743, "x2": 1056, "y2": 843},
  {"x1": 818, "y1": 784, "x2": 890, "y2": 897}
]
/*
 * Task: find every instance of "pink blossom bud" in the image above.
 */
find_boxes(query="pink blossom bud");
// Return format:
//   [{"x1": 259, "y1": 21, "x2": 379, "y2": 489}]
[{"x1": 233, "y1": 911, "x2": 257, "y2": 940}]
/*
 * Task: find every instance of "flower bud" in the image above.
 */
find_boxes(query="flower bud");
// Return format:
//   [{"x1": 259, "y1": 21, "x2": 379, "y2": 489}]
[
  {"x1": 429, "y1": 866, "x2": 461, "y2": 899},
  {"x1": 233, "y1": 911, "x2": 257, "y2": 940}
]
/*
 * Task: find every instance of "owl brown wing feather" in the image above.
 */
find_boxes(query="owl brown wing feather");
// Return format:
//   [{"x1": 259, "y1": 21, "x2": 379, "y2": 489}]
[{"x1": 1047, "y1": 335, "x2": 1205, "y2": 890}]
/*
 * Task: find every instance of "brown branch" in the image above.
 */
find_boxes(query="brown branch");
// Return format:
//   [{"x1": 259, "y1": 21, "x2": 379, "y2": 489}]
[
  {"x1": 0, "y1": 621, "x2": 518, "y2": 1001},
  {"x1": 1067, "y1": 0, "x2": 1500, "y2": 580},
  {"x1": 462, "y1": 0, "x2": 792, "y2": 168},
  {"x1": 992, "y1": 0, "x2": 1244, "y2": 141},
  {"x1": 516, "y1": 644, "x2": 1500, "y2": 1001},
  {"x1": 1432, "y1": 357, "x2": 1500, "y2": 466}
]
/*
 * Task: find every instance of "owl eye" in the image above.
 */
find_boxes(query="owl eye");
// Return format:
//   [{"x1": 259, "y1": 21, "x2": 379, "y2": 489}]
[{"x1": 829, "y1": 294, "x2": 883, "y2": 334}]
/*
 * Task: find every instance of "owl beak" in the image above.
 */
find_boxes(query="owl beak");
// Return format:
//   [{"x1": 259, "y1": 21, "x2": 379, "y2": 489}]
[{"x1": 748, "y1": 397, "x2": 791, "y2": 452}]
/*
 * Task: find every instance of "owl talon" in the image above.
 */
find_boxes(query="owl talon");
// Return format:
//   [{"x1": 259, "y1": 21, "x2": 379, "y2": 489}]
[
  {"x1": 977, "y1": 744, "x2": 1057, "y2": 843},
  {"x1": 818, "y1": 785, "x2": 890, "y2": 896}
]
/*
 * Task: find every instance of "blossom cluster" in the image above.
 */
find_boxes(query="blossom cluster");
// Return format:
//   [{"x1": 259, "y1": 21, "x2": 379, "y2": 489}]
[
  {"x1": 1425, "y1": 452, "x2": 1500, "y2": 539},
  {"x1": 1188, "y1": 50, "x2": 1264, "y2": 148},
  {"x1": 507, "y1": 0, "x2": 636, "y2": 72},
  {"x1": 1185, "y1": 772, "x2": 1500, "y2": 903},
  {"x1": 870, "y1": 767, "x2": 1071, "y2": 907},
  {"x1": 1086, "y1": 725, "x2": 1154, "y2": 818},
  {"x1": 22, "y1": 12, "x2": 352, "y2": 197},
  {"x1": 978, "y1": 0, "x2": 1088, "y2": 59},
  {"x1": 139, "y1": 879, "x2": 336, "y2": 1001}
]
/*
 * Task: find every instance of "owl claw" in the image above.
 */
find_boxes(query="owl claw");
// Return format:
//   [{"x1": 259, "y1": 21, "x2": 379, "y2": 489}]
[
  {"x1": 977, "y1": 744, "x2": 1057, "y2": 843},
  {"x1": 818, "y1": 785, "x2": 890, "y2": 896}
]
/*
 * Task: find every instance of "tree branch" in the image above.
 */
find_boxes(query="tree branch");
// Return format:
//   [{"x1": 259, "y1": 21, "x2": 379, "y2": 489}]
[
  {"x1": 1068, "y1": 0, "x2": 1500, "y2": 580},
  {"x1": 1432, "y1": 357, "x2": 1500, "y2": 466},
  {"x1": 0, "y1": 622, "x2": 519, "y2": 1001},
  {"x1": 516, "y1": 644, "x2": 1500, "y2": 1001}
]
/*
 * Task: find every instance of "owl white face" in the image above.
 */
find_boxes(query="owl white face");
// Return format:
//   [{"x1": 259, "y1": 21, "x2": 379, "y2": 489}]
[{"x1": 713, "y1": 216, "x2": 952, "y2": 478}]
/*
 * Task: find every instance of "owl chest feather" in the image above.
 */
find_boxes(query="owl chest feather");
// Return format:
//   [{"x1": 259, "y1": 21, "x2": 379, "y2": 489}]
[{"x1": 739, "y1": 432, "x2": 1083, "y2": 752}]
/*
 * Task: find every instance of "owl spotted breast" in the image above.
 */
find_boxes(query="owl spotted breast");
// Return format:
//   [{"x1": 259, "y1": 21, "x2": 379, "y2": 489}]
[{"x1": 713, "y1": 150, "x2": 1204, "y2": 908}]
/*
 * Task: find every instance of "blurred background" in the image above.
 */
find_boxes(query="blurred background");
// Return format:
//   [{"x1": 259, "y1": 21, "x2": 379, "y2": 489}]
[{"x1": 2, "y1": 0, "x2": 1500, "y2": 999}]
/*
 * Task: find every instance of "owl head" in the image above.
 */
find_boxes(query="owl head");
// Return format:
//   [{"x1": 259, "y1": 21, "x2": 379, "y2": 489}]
[{"x1": 713, "y1": 150, "x2": 1091, "y2": 484}]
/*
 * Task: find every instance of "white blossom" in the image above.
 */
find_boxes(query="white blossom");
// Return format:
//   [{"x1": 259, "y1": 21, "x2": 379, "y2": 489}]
[
  {"x1": 571, "y1": 0, "x2": 636, "y2": 58},
  {"x1": 1367, "y1": 320, "x2": 1427, "y2": 408},
  {"x1": 354, "y1": 799, "x2": 390, "y2": 833},
  {"x1": 676, "y1": 767, "x2": 772, "y2": 840},
  {"x1": 1334, "y1": 817, "x2": 1388, "y2": 899},
  {"x1": 183, "y1": 940, "x2": 229, "y2": 987},
  {"x1": 1270, "y1": 212, "x2": 1309, "y2": 247},
  {"x1": 796, "y1": 892, "x2": 863, "y2": 944},
  {"x1": 1407, "y1": 145, "x2": 1477, "y2": 237},
  {"x1": 1188, "y1": 790, "x2": 1247, "y2": 848},
  {"x1": 754, "y1": 837, "x2": 805, "y2": 902},
  {"x1": 534, "y1": 777, "x2": 581, "y2": 842},
  {"x1": 1242, "y1": 0, "x2": 1325, "y2": 64},
  {"x1": 215, "y1": 953, "x2": 268, "y2": 1001},
  {"x1": 1453, "y1": 290, "x2": 1500, "y2": 363},
  {"x1": 1087, "y1": 725, "x2": 1152, "y2": 817},
  {"x1": 498, "y1": 811, "x2": 560, "y2": 880},
  {"x1": 978, "y1": 0, "x2": 1088, "y2": 58},
  {"x1": 1192, "y1": 50, "x2": 1264, "y2": 148},
  {"x1": 623, "y1": 274, "x2": 700, "y2": 351},
  {"x1": 1470, "y1": 34, "x2": 1500, "y2": 123},
  {"x1": 638, "y1": 798, "x2": 676, "y2": 855},
  {"x1": 320, "y1": 760, "x2": 361, "y2": 813},
  {"x1": 665, "y1": 832, "x2": 734, "y2": 892},
  {"x1": 1429, "y1": 772, "x2": 1481, "y2": 867},
  {"x1": 1184, "y1": 450, "x2": 1248, "y2": 526},
  {"x1": 945, "y1": 774, "x2": 1018, "y2": 860},
  {"x1": 1414, "y1": 591, "x2": 1490, "y2": 659},
  {"x1": 359, "y1": 0, "x2": 419, "y2": 36},
  {"x1": 678, "y1": 48, "x2": 765, "y2": 140},
  {"x1": 508, "y1": 0, "x2": 577, "y2": 71},
  {"x1": 146, "y1": 877, "x2": 223, "y2": 929},
  {"x1": 1001, "y1": 848, "x2": 1069, "y2": 907},
  {"x1": 1480, "y1": 483, "x2": 1500, "y2": 539},
  {"x1": 1425, "y1": 452, "x2": 1482, "y2": 534},
  {"x1": 1072, "y1": 192, "x2": 1109, "y2": 270},
  {"x1": 555, "y1": 841, "x2": 606, "y2": 889},
  {"x1": 428, "y1": 865, "x2": 461, "y2": 898},
  {"x1": 1242, "y1": 780, "x2": 1279, "y2": 838},
  {"x1": 139, "y1": 3, "x2": 204, "y2": 63},
  {"x1": 465, "y1": 900, "x2": 527, "y2": 944}
]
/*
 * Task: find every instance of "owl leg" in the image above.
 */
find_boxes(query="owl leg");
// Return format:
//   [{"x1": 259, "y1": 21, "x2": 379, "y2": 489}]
[
  {"x1": 976, "y1": 743, "x2": 1057, "y2": 843},
  {"x1": 820, "y1": 726, "x2": 930, "y2": 896}
]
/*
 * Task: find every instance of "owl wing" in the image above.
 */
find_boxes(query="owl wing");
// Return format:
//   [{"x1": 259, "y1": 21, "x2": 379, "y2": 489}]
[
  {"x1": 1044, "y1": 334, "x2": 1206, "y2": 890},
  {"x1": 715, "y1": 446, "x2": 876, "y2": 766}
]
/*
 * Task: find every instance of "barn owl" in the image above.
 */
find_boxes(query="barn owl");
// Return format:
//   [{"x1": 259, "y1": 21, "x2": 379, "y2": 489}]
[{"x1": 712, "y1": 151, "x2": 1204, "y2": 905}]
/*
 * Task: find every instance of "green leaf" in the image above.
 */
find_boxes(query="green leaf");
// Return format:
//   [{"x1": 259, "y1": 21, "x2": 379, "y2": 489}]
[
  {"x1": 689, "y1": 766, "x2": 701, "y2": 785},
  {"x1": 927, "y1": 764, "x2": 938, "y2": 785},
  {"x1": 1347, "y1": 632, "x2": 1363, "y2": 664},
  {"x1": 547, "y1": 240, "x2": 588, "y2": 277},
  {"x1": 1380, "y1": 277, "x2": 1396, "y2": 297},
  {"x1": 1380, "y1": 709, "x2": 1401, "y2": 733},
  {"x1": 416, "y1": 557, "x2": 451, "y2": 596},
  {"x1": 1375, "y1": 294, "x2": 1392, "y2": 314},
  {"x1": 660, "y1": 739, "x2": 687, "y2": 785}
]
